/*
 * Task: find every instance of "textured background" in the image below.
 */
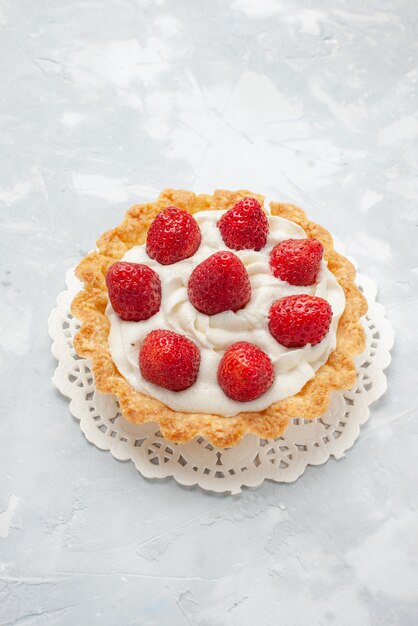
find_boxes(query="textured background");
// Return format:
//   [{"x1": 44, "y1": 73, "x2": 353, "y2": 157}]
[{"x1": 1, "y1": 0, "x2": 417, "y2": 624}]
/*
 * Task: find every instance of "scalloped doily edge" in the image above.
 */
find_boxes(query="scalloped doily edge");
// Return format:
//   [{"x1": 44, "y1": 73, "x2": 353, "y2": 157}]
[{"x1": 49, "y1": 268, "x2": 394, "y2": 494}]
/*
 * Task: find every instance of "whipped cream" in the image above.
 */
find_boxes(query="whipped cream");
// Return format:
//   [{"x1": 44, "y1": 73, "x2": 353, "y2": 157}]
[{"x1": 107, "y1": 210, "x2": 345, "y2": 417}]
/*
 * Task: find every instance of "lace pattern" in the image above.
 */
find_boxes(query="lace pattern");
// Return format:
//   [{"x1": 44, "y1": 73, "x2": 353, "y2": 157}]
[{"x1": 49, "y1": 269, "x2": 393, "y2": 494}]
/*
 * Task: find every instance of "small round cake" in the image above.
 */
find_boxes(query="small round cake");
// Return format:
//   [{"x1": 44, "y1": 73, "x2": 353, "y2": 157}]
[{"x1": 72, "y1": 189, "x2": 367, "y2": 447}]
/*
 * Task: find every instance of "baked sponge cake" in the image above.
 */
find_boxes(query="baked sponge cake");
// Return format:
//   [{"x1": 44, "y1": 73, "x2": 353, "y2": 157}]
[{"x1": 71, "y1": 189, "x2": 367, "y2": 447}]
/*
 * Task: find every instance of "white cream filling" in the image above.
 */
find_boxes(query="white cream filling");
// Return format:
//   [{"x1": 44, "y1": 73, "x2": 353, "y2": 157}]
[{"x1": 107, "y1": 210, "x2": 345, "y2": 417}]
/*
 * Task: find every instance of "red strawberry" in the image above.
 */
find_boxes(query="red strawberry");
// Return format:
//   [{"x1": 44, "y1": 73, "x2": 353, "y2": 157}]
[
  {"x1": 139, "y1": 330, "x2": 200, "y2": 391},
  {"x1": 146, "y1": 206, "x2": 201, "y2": 265},
  {"x1": 218, "y1": 197, "x2": 268, "y2": 251},
  {"x1": 270, "y1": 238, "x2": 323, "y2": 286},
  {"x1": 106, "y1": 261, "x2": 161, "y2": 322},
  {"x1": 217, "y1": 341, "x2": 274, "y2": 402},
  {"x1": 269, "y1": 294, "x2": 332, "y2": 348},
  {"x1": 188, "y1": 251, "x2": 251, "y2": 316}
]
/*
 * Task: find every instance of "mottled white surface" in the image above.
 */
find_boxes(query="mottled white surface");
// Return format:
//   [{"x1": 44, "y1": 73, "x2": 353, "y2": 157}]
[{"x1": 0, "y1": 0, "x2": 416, "y2": 624}]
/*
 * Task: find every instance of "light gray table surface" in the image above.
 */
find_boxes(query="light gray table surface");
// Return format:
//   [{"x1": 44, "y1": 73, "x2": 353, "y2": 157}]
[{"x1": 1, "y1": 1, "x2": 417, "y2": 624}]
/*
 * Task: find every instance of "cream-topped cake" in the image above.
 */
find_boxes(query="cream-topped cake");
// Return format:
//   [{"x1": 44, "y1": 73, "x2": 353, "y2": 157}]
[
  {"x1": 71, "y1": 189, "x2": 367, "y2": 447},
  {"x1": 107, "y1": 210, "x2": 345, "y2": 416}
]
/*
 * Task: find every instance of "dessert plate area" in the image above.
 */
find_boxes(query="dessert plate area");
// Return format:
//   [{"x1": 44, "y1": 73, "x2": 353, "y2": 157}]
[{"x1": 49, "y1": 269, "x2": 394, "y2": 494}]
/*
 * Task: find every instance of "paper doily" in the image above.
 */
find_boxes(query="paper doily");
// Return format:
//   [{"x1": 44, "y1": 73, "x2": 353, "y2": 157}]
[{"x1": 49, "y1": 269, "x2": 393, "y2": 494}]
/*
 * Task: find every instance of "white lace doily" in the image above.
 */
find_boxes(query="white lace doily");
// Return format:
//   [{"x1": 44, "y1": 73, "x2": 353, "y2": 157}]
[{"x1": 49, "y1": 269, "x2": 394, "y2": 494}]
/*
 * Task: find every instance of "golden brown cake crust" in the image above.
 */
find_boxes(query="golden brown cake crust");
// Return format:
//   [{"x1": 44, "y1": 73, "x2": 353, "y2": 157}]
[{"x1": 71, "y1": 189, "x2": 367, "y2": 447}]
